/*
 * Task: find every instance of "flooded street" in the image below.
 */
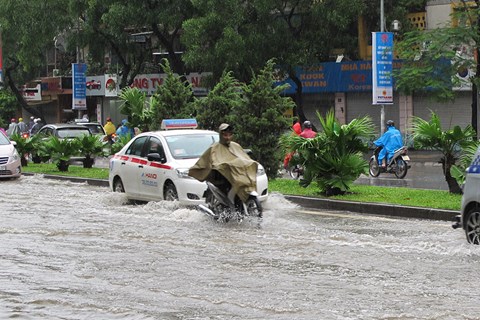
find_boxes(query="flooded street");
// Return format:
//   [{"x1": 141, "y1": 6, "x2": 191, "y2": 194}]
[{"x1": 1, "y1": 175, "x2": 479, "y2": 319}]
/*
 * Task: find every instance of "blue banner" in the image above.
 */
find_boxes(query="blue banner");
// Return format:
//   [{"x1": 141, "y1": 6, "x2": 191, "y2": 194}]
[
  {"x1": 372, "y1": 32, "x2": 394, "y2": 104},
  {"x1": 275, "y1": 60, "x2": 404, "y2": 95},
  {"x1": 72, "y1": 63, "x2": 87, "y2": 110}
]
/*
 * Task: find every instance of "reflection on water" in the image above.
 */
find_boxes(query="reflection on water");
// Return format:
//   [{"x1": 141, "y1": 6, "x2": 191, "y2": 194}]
[{"x1": 0, "y1": 175, "x2": 478, "y2": 319}]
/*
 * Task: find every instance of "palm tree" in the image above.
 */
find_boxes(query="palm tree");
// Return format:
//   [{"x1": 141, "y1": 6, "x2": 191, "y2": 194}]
[
  {"x1": 75, "y1": 134, "x2": 107, "y2": 168},
  {"x1": 411, "y1": 111, "x2": 476, "y2": 194},
  {"x1": 280, "y1": 110, "x2": 375, "y2": 196},
  {"x1": 9, "y1": 133, "x2": 40, "y2": 166},
  {"x1": 42, "y1": 136, "x2": 81, "y2": 172},
  {"x1": 119, "y1": 87, "x2": 152, "y2": 132}
]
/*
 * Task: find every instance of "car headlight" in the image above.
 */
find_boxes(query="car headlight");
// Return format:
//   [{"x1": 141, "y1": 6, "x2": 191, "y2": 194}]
[
  {"x1": 12, "y1": 149, "x2": 20, "y2": 161},
  {"x1": 176, "y1": 168, "x2": 194, "y2": 179},
  {"x1": 257, "y1": 164, "x2": 266, "y2": 176}
]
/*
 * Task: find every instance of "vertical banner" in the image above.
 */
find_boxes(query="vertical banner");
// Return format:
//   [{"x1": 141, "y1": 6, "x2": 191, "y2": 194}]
[
  {"x1": 372, "y1": 32, "x2": 394, "y2": 104},
  {"x1": 72, "y1": 63, "x2": 87, "y2": 110}
]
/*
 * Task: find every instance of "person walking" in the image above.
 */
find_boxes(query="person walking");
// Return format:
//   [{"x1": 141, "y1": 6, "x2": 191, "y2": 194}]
[
  {"x1": 17, "y1": 118, "x2": 27, "y2": 134},
  {"x1": 6, "y1": 118, "x2": 20, "y2": 137},
  {"x1": 28, "y1": 116, "x2": 35, "y2": 131},
  {"x1": 29, "y1": 118, "x2": 41, "y2": 136}
]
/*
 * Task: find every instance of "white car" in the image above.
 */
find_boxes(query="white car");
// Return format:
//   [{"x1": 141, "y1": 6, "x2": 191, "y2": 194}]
[
  {"x1": 108, "y1": 120, "x2": 268, "y2": 206},
  {"x1": 0, "y1": 130, "x2": 22, "y2": 179},
  {"x1": 454, "y1": 147, "x2": 480, "y2": 244}
]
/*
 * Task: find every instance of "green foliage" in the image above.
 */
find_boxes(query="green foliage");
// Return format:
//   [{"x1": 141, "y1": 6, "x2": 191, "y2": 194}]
[
  {"x1": 75, "y1": 134, "x2": 107, "y2": 158},
  {"x1": 110, "y1": 134, "x2": 131, "y2": 155},
  {"x1": 9, "y1": 133, "x2": 38, "y2": 155},
  {"x1": 280, "y1": 110, "x2": 375, "y2": 195},
  {"x1": 450, "y1": 140, "x2": 480, "y2": 186},
  {"x1": 194, "y1": 71, "x2": 242, "y2": 131},
  {"x1": 411, "y1": 111, "x2": 477, "y2": 193},
  {"x1": 9, "y1": 133, "x2": 40, "y2": 165},
  {"x1": 119, "y1": 87, "x2": 152, "y2": 131},
  {"x1": 269, "y1": 178, "x2": 461, "y2": 211},
  {"x1": 411, "y1": 112, "x2": 476, "y2": 156},
  {"x1": 232, "y1": 59, "x2": 294, "y2": 178},
  {"x1": 40, "y1": 136, "x2": 81, "y2": 171},
  {"x1": 0, "y1": 90, "x2": 21, "y2": 128},
  {"x1": 150, "y1": 59, "x2": 195, "y2": 130},
  {"x1": 395, "y1": 6, "x2": 480, "y2": 101}
]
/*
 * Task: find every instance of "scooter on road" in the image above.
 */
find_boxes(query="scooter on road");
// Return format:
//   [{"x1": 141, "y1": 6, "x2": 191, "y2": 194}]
[
  {"x1": 198, "y1": 179, "x2": 263, "y2": 223},
  {"x1": 369, "y1": 146, "x2": 411, "y2": 179}
]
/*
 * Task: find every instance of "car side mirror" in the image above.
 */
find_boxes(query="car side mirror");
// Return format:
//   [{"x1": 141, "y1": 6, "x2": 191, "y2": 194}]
[{"x1": 147, "y1": 152, "x2": 166, "y2": 163}]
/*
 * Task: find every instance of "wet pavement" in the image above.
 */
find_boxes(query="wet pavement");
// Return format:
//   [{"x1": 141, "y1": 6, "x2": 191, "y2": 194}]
[{"x1": 0, "y1": 176, "x2": 477, "y2": 319}]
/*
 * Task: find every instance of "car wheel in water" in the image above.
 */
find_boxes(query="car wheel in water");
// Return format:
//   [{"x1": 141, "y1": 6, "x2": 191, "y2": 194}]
[
  {"x1": 369, "y1": 158, "x2": 380, "y2": 177},
  {"x1": 164, "y1": 182, "x2": 178, "y2": 201},
  {"x1": 113, "y1": 178, "x2": 125, "y2": 193},
  {"x1": 465, "y1": 207, "x2": 480, "y2": 244},
  {"x1": 394, "y1": 158, "x2": 408, "y2": 179}
]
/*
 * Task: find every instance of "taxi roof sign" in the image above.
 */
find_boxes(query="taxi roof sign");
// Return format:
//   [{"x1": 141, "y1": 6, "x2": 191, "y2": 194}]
[{"x1": 161, "y1": 118, "x2": 198, "y2": 130}]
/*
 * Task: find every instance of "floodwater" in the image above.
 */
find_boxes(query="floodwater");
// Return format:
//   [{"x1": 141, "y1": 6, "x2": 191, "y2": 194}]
[{"x1": 0, "y1": 175, "x2": 479, "y2": 319}]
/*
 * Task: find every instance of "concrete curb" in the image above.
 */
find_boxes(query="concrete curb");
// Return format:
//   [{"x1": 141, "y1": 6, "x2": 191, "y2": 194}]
[
  {"x1": 22, "y1": 172, "x2": 110, "y2": 187},
  {"x1": 23, "y1": 173, "x2": 459, "y2": 222},
  {"x1": 284, "y1": 195, "x2": 458, "y2": 221}
]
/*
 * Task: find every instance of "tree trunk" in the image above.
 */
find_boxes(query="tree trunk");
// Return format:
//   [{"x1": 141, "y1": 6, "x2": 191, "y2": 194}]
[
  {"x1": 82, "y1": 156, "x2": 94, "y2": 169},
  {"x1": 5, "y1": 65, "x2": 43, "y2": 119},
  {"x1": 56, "y1": 160, "x2": 69, "y2": 172},
  {"x1": 289, "y1": 72, "x2": 305, "y2": 123},
  {"x1": 442, "y1": 156, "x2": 462, "y2": 194}
]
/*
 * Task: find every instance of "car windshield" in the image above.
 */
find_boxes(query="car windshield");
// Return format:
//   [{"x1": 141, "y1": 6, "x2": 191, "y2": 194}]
[
  {"x1": 84, "y1": 124, "x2": 105, "y2": 134},
  {"x1": 165, "y1": 133, "x2": 219, "y2": 159},
  {"x1": 57, "y1": 128, "x2": 91, "y2": 138},
  {"x1": 0, "y1": 132, "x2": 10, "y2": 145}
]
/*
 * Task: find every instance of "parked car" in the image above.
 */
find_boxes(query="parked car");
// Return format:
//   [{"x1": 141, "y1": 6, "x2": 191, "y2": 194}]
[
  {"x1": 34, "y1": 123, "x2": 93, "y2": 164},
  {"x1": 77, "y1": 122, "x2": 106, "y2": 136},
  {"x1": 453, "y1": 147, "x2": 480, "y2": 244},
  {"x1": 109, "y1": 119, "x2": 269, "y2": 206},
  {"x1": 36, "y1": 123, "x2": 92, "y2": 139},
  {"x1": 0, "y1": 130, "x2": 22, "y2": 179}
]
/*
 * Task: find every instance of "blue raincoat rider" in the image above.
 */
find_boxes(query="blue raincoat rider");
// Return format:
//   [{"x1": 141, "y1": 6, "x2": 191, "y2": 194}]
[{"x1": 373, "y1": 120, "x2": 403, "y2": 167}]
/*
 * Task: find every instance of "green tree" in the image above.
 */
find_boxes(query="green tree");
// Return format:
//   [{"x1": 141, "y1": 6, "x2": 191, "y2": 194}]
[
  {"x1": 0, "y1": 89, "x2": 20, "y2": 128},
  {"x1": 150, "y1": 59, "x2": 194, "y2": 130},
  {"x1": 280, "y1": 110, "x2": 375, "y2": 196},
  {"x1": 75, "y1": 134, "x2": 107, "y2": 168},
  {"x1": 0, "y1": 0, "x2": 72, "y2": 118},
  {"x1": 232, "y1": 59, "x2": 294, "y2": 178},
  {"x1": 451, "y1": 140, "x2": 480, "y2": 185},
  {"x1": 395, "y1": 1, "x2": 480, "y2": 134},
  {"x1": 181, "y1": 0, "x2": 415, "y2": 123},
  {"x1": 194, "y1": 71, "x2": 243, "y2": 131},
  {"x1": 41, "y1": 136, "x2": 81, "y2": 172},
  {"x1": 118, "y1": 87, "x2": 152, "y2": 132},
  {"x1": 411, "y1": 111, "x2": 476, "y2": 194}
]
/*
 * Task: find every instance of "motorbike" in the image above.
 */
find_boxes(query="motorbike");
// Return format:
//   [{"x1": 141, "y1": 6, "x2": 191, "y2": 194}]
[
  {"x1": 369, "y1": 145, "x2": 411, "y2": 179},
  {"x1": 287, "y1": 164, "x2": 303, "y2": 180},
  {"x1": 198, "y1": 180, "x2": 263, "y2": 223}
]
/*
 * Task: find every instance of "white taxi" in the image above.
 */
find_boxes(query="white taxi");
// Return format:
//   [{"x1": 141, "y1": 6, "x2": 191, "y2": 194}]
[{"x1": 108, "y1": 119, "x2": 269, "y2": 206}]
